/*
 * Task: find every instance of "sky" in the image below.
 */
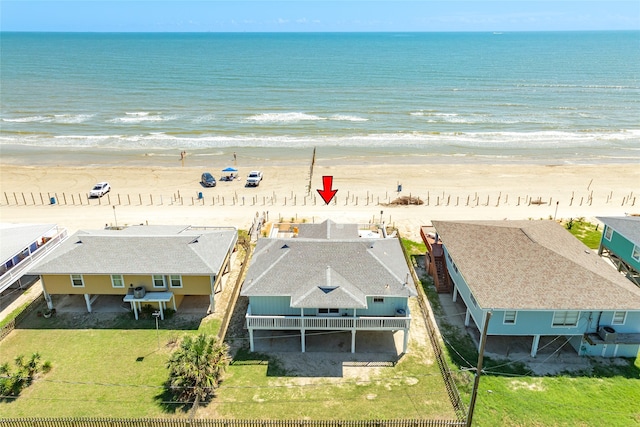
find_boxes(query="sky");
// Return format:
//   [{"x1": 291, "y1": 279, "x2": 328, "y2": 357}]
[{"x1": 1, "y1": 1, "x2": 639, "y2": 32}]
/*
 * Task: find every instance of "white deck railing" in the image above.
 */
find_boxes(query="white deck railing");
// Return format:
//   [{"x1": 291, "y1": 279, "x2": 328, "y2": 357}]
[
  {"x1": 246, "y1": 314, "x2": 411, "y2": 331},
  {"x1": 0, "y1": 228, "x2": 68, "y2": 292}
]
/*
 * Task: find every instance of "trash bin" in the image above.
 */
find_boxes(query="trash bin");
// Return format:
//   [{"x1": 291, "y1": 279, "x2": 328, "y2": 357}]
[
  {"x1": 50, "y1": 197, "x2": 56, "y2": 205},
  {"x1": 397, "y1": 184, "x2": 402, "y2": 192},
  {"x1": 198, "y1": 192, "x2": 203, "y2": 199}
]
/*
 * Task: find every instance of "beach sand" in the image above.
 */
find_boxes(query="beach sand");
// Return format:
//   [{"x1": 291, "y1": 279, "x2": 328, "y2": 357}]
[{"x1": 1, "y1": 161, "x2": 638, "y2": 241}]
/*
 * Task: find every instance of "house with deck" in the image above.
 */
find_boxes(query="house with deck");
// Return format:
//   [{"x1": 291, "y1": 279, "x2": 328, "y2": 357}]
[
  {"x1": 597, "y1": 216, "x2": 640, "y2": 287},
  {"x1": 0, "y1": 223, "x2": 67, "y2": 294},
  {"x1": 31, "y1": 225, "x2": 237, "y2": 319},
  {"x1": 425, "y1": 220, "x2": 640, "y2": 358},
  {"x1": 241, "y1": 220, "x2": 417, "y2": 354}
]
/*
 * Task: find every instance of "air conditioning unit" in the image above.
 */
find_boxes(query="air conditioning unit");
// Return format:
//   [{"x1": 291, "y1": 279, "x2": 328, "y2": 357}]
[{"x1": 598, "y1": 326, "x2": 617, "y2": 343}]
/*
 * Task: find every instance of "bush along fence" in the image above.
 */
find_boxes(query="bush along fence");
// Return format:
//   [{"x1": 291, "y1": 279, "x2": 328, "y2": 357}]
[
  {"x1": 0, "y1": 419, "x2": 467, "y2": 427},
  {"x1": 1, "y1": 189, "x2": 636, "y2": 209}
]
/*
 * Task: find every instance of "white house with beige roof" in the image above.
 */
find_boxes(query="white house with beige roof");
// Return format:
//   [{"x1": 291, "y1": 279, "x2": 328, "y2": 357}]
[{"x1": 430, "y1": 220, "x2": 640, "y2": 358}]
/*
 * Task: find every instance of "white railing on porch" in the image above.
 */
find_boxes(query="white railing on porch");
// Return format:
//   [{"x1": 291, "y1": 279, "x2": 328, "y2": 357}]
[
  {"x1": 0, "y1": 228, "x2": 68, "y2": 292},
  {"x1": 246, "y1": 313, "x2": 411, "y2": 330}
]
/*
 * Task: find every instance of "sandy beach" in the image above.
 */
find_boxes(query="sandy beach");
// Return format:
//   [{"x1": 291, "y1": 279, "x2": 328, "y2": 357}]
[{"x1": 1, "y1": 161, "x2": 638, "y2": 241}]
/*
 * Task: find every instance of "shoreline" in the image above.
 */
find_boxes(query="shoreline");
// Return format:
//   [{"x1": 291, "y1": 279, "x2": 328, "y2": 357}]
[
  {"x1": 1, "y1": 162, "x2": 638, "y2": 242},
  {"x1": 1, "y1": 144, "x2": 639, "y2": 168}
]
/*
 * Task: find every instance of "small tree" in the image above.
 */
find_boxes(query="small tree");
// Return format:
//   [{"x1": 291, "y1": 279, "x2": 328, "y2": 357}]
[
  {"x1": 166, "y1": 334, "x2": 230, "y2": 408},
  {"x1": 0, "y1": 352, "x2": 52, "y2": 397}
]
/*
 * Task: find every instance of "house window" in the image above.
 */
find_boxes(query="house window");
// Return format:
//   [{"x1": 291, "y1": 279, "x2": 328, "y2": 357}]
[
  {"x1": 552, "y1": 311, "x2": 579, "y2": 327},
  {"x1": 169, "y1": 275, "x2": 182, "y2": 288},
  {"x1": 632, "y1": 245, "x2": 640, "y2": 262},
  {"x1": 503, "y1": 311, "x2": 517, "y2": 324},
  {"x1": 111, "y1": 275, "x2": 124, "y2": 288},
  {"x1": 152, "y1": 275, "x2": 166, "y2": 288},
  {"x1": 604, "y1": 226, "x2": 613, "y2": 241},
  {"x1": 70, "y1": 274, "x2": 84, "y2": 288},
  {"x1": 469, "y1": 293, "x2": 478, "y2": 307},
  {"x1": 612, "y1": 311, "x2": 626, "y2": 325},
  {"x1": 452, "y1": 262, "x2": 458, "y2": 274},
  {"x1": 373, "y1": 297, "x2": 384, "y2": 303},
  {"x1": 318, "y1": 308, "x2": 339, "y2": 315}
]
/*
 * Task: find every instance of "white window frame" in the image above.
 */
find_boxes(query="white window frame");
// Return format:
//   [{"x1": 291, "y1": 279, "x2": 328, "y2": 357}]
[
  {"x1": 552, "y1": 311, "x2": 579, "y2": 327},
  {"x1": 70, "y1": 274, "x2": 84, "y2": 288},
  {"x1": 612, "y1": 311, "x2": 627, "y2": 325},
  {"x1": 318, "y1": 308, "x2": 340, "y2": 315},
  {"x1": 111, "y1": 274, "x2": 124, "y2": 288},
  {"x1": 604, "y1": 226, "x2": 613, "y2": 241},
  {"x1": 169, "y1": 275, "x2": 183, "y2": 288},
  {"x1": 152, "y1": 275, "x2": 166, "y2": 288},
  {"x1": 503, "y1": 311, "x2": 517, "y2": 325},
  {"x1": 632, "y1": 245, "x2": 640, "y2": 262}
]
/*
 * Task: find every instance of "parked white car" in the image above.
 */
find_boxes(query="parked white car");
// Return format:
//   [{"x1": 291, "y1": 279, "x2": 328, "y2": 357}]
[
  {"x1": 89, "y1": 182, "x2": 111, "y2": 198},
  {"x1": 245, "y1": 171, "x2": 263, "y2": 187}
]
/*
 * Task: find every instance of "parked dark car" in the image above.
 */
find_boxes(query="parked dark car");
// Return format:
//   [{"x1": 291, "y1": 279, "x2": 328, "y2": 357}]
[{"x1": 201, "y1": 172, "x2": 216, "y2": 187}]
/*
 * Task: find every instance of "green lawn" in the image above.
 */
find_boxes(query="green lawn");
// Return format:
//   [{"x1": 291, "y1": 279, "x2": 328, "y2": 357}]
[{"x1": 564, "y1": 218, "x2": 603, "y2": 249}]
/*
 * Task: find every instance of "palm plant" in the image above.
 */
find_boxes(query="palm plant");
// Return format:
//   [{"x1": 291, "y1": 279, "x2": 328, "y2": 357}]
[{"x1": 166, "y1": 333, "x2": 230, "y2": 408}]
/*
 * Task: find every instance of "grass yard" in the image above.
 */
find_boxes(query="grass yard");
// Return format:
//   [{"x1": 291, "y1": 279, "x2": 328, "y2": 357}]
[
  {"x1": 563, "y1": 218, "x2": 603, "y2": 249},
  {"x1": 0, "y1": 311, "x2": 220, "y2": 418},
  {"x1": 195, "y1": 346, "x2": 457, "y2": 420}
]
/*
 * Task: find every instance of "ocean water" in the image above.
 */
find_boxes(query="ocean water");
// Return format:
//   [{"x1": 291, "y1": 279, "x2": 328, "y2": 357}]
[{"x1": 1, "y1": 31, "x2": 639, "y2": 166}]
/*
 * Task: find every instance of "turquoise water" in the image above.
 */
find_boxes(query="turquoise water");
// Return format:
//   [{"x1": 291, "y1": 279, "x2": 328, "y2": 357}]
[{"x1": 1, "y1": 31, "x2": 639, "y2": 165}]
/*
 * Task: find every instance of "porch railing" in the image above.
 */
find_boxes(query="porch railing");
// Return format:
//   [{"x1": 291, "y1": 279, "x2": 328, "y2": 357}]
[{"x1": 246, "y1": 311, "x2": 411, "y2": 331}]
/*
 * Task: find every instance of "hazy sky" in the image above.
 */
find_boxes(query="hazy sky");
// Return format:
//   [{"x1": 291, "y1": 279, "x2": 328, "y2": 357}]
[{"x1": 2, "y1": 1, "x2": 639, "y2": 32}]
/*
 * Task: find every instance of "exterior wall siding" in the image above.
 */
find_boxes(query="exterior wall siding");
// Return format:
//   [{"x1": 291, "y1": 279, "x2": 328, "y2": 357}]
[
  {"x1": 602, "y1": 225, "x2": 640, "y2": 271},
  {"x1": 443, "y1": 247, "x2": 484, "y2": 329},
  {"x1": 41, "y1": 274, "x2": 214, "y2": 296},
  {"x1": 249, "y1": 296, "x2": 298, "y2": 315},
  {"x1": 249, "y1": 296, "x2": 409, "y2": 317}
]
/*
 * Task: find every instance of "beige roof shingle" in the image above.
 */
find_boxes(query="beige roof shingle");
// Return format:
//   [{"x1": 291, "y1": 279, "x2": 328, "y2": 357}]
[{"x1": 432, "y1": 220, "x2": 640, "y2": 311}]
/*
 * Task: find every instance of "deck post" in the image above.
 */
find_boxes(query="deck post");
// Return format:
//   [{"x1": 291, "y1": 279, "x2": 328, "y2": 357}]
[
  {"x1": 531, "y1": 334, "x2": 541, "y2": 357},
  {"x1": 301, "y1": 308, "x2": 306, "y2": 352},
  {"x1": 84, "y1": 294, "x2": 92, "y2": 313},
  {"x1": 452, "y1": 286, "x2": 458, "y2": 302},
  {"x1": 465, "y1": 308, "x2": 471, "y2": 327},
  {"x1": 249, "y1": 327, "x2": 255, "y2": 352},
  {"x1": 402, "y1": 327, "x2": 410, "y2": 354},
  {"x1": 351, "y1": 329, "x2": 356, "y2": 353}
]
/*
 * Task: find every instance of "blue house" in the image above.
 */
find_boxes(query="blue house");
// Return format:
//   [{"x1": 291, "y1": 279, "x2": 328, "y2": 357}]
[
  {"x1": 597, "y1": 216, "x2": 640, "y2": 288},
  {"x1": 430, "y1": 220, "x2": 640, "y2": 358},
  {"x1": 241, "y1": 220, "x2": 417, "y2": 354}
]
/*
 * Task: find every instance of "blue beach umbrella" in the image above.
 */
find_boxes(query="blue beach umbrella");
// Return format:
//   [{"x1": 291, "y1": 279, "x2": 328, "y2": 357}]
[{"x1": 222, "y1": 167, "x2": 238, "y2": 172}]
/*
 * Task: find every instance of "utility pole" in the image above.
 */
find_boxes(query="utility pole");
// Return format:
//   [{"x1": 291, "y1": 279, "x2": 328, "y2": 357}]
[{"x1": 467, "y1": 310, "x2": 492, "y2": 427}]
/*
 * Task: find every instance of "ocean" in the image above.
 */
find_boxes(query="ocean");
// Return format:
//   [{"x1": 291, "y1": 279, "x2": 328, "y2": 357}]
[{"x1": 1, "y1": 31, "x2": 639, "y2": 166}]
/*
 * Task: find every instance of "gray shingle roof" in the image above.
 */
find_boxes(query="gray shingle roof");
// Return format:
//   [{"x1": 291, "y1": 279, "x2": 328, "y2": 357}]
[
  {"x1": 241, "y1": 228, "x2": 417, "y2": 309},
  {"x1": 431, "y1": 220, "x2": 640, "y2": 311},
  {"x1": 297, "y1": 220, "x2": 359, "y2": 239},
  {"x1": 31, "y1": 225, "x2": 237, "y2": 276},
  {"x1": 596, "y1": 216, "x2": 640, "y2": 245}
]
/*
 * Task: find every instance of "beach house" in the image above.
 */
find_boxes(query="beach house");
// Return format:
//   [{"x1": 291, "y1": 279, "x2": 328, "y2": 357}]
[
  {"x1": 0, "y1": 223, "x2": 67, "y2": 294},
  {"x1": 425, "y1": 220, "x2": 640, "y2": 358},
  {"x1": 597, "y1": 216, "x2": 640, "y2": 288},
  {"x1": 241, "y1": 220, "x2": 417, "y2": 354},
  {"x1": 32, "y1": 225, "x2": 237, "y2": 319}
]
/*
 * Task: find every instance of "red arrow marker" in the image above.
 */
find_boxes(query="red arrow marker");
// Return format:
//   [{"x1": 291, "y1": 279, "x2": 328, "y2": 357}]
[{"x1": 317, "y1": 176, "x2": 338, "y2": 205}]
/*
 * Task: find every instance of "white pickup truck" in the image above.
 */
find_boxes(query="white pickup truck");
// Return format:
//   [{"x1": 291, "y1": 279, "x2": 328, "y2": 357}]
[{"x1": 245, "y1": 170, "x2": 263, "y2": 187}]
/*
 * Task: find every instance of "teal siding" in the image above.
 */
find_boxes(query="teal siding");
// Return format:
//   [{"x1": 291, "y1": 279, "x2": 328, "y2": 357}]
[
  {"x1": 601, "y1": 225, "x2": 640, "y2": 271},
  {"x1": 444, "y1": 247, "x2": 484, "y2": 329},
  {"x1": 362, "y1": 296, "x2": 406, "y2": 316},
  {"x1": 249, "y1": 296, "x2": 298, "y2": 315}
]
